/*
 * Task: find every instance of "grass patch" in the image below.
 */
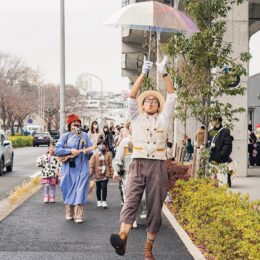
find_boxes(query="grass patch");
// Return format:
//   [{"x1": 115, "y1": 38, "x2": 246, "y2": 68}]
[
  {"x1": 8, "y1": 176, "x2": 41, "y2": 205},
  {"x1": 9, "y1": 136, "x2": 33, "y2": 148}
]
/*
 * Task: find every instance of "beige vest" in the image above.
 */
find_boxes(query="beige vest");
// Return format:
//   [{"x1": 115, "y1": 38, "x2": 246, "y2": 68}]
[{"x1": 132, "y1": 113, "x2": 167, "y2": 160}]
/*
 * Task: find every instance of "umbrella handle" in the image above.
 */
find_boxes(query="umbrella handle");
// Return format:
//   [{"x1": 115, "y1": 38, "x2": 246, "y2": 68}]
[{"x1": 146, "y1": 27, "x2": 152, "y2": 77}]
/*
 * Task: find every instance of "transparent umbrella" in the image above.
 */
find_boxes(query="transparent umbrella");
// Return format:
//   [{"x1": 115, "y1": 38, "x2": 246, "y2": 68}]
[{"x1": 104, "y1": 1, "x2": 200, "y2": 59}]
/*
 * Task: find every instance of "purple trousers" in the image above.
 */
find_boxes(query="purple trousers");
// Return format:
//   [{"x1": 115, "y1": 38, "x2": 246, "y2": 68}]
[{"x1": 120, "y1": 159, "x2": 168, "y2": 233}]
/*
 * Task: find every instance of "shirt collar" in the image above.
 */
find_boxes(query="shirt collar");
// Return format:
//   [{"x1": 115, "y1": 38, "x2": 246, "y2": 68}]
[{"x1": 143, "y1": 112, "x2": 159, "y2": 118}]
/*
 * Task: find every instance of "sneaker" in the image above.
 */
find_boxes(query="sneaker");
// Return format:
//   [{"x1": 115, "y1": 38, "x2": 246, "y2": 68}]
[
  {"x1": 110, "y1": 232, "x2": 128, "y2": 256},
  {"x1": 74, "y1": 218, "x2": 83, "y2": 223},
  {"x1": 43, "y1": 196, "x2": 49, "y2": 203},
  {"x1": 102, "y1": 201, "x2": 108, "y2": 209},
  {"x1": 97, "y1": 201, "x2": 102, "y2": 207},
  {"x1": 132, "y1": 220, "x2": 138, "y2": 229},
  {"x1": 49, "y1": 196, "x2": 55, "y2": 203},
  {"x1": 140, "y1": 211, "x2": 147, "y2": 219}
]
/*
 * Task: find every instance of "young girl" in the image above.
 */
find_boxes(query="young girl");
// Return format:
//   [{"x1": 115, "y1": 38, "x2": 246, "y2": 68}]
[
  {"x1": 90, "y1": 138, "x2": 114, "y2": 208},
  {"x1": 36, "y1": 143, "x2": 61, "y2": 203}
]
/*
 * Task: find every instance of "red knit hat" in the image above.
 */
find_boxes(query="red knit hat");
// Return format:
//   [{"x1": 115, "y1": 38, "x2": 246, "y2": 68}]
[{"x1": 66, "y1": 114, "x2": 81, "y2": 125}]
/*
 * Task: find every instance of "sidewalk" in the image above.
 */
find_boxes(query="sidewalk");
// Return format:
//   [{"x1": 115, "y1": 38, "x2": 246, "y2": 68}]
[
  {"x1": 0, "y1": 183, "x2": 193, "y2": 260},
  {"x1": 229, "y1": 167, "x2": 260, "y2": 201}
]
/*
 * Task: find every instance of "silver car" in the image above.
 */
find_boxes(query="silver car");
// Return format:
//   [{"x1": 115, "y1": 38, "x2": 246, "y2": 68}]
[{"x1": 0, "y1": 130, "x2": 14, "y2": 176}]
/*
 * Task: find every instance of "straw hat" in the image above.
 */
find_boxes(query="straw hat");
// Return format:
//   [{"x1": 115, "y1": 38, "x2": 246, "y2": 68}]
[{"x1": 137, "y1": 90, "x2": 165, "y2": 113}]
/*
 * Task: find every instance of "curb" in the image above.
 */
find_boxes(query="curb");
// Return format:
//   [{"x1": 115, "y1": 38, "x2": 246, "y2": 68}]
[
  {"x1": 0, "y1": 172, "x2": 41, "y2": 222},
  {"x1": 162, "y1": 204, "x2": 206, "y2": 260}
]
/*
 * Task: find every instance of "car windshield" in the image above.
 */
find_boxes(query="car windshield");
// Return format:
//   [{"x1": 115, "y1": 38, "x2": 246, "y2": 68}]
[
  {"x1": 35, "y1": 133, "x2": 49, "y2": 137},
  {"x1": 49, "y1": 131, "x2": 59, "y2": 135}
]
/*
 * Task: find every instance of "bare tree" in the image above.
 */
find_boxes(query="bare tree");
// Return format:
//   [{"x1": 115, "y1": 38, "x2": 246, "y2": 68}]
[
  {"x1": 0, "y1": 51, "x2": 41, "y2": 133},
  {"x1": 43, "y1": 84, "x2": 81, "y2": 131}
]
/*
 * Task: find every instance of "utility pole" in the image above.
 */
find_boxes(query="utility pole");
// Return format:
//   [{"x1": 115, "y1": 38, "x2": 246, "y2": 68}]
[{"x1": 60, "y1": 0, "x2": 66, "y2": 134}]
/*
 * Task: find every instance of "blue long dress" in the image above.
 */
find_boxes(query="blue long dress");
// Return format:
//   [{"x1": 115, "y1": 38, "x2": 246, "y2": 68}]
[{"x1": 55, "y1": 132, "x2": 93, "y2": 205}]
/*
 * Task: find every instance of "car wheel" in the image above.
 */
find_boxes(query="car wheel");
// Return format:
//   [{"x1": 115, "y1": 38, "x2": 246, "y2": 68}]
[
  {"x1": 0, "y1": 159, "x2": 4, "y2": 176},
  {"x1": 6, "y1": 156, "x2": 13, "y2": 172}
]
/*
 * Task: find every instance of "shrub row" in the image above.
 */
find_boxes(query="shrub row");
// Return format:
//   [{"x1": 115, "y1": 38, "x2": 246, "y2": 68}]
[
  {"x1": 9, "y1": 136, "x2": 33, "y2": 148},
  {"x1": 169, "y1": 178, "x2": 260, "y2": 260},
  {"x1": 165, "y1": 160, "x2": 191, "y2": 190}
]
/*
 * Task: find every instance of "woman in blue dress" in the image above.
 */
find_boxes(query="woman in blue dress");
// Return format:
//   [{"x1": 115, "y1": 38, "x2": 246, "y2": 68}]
[{"x1": 55, "y1": 114, "x2": 93, "y2": 223}]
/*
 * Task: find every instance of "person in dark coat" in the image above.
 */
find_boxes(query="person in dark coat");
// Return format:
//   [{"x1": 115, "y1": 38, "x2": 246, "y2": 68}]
[
  {"x1": 103, "y1": 125, "x2": 115, "y2": 158},
  {"x1": 208, "y1": 115, "x2": 233, "y2": 187},
  {"x1": 184, "y1": 138, "x2": 194, "y2": 161},
  {"x1": 248, "y1": 125, "x2": 256, "y2": 166}
]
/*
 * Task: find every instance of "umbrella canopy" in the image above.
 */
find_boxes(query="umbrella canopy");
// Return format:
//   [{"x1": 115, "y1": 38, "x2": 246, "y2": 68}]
[{"x1": 104, "y1": 1, "x2": 200, "y2": 34}]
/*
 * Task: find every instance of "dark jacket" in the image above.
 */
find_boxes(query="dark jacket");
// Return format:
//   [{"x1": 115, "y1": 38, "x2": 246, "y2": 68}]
[
  {"x1": 186, "y1": 142, "x2": 194, "y2": 154},
  {"x1": 104, "y1": 131, "x2": 114, "y2": 150},
  {"x1": 208, "y1": 126, "x2": 233, "y2": 163}
]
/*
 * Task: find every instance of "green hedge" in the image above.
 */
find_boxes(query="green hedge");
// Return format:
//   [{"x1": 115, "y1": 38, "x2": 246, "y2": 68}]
[
  {"x1": 169, "y1": 178, "x2": 260, "y2": 260},
  {"x1": 9, "y1": 136, "x2": 33, "y2": 148}
]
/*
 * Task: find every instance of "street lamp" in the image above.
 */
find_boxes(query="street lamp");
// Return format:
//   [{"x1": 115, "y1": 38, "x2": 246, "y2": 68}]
[
  {"x1": 60, "y1": 0, "x2": 66, "y2": 135},
  {"x1": 81, "y1": 73, "x2": 104, "y2": 118}
]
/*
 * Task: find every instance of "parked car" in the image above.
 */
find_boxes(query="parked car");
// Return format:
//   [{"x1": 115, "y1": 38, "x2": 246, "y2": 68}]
[
  {"x1": 0, "y1": 130, "x2": 14, "y2": 176},
  {"x1": 49, "y1": 130, "x2": 60, "y2": 143},
  {"x1": 33, "y1": 132, "x2": 52, "y2": 147}
]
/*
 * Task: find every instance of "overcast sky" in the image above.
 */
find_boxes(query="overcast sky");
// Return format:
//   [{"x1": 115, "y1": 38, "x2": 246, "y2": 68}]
[
  {"x1": 0, "y1": 0, "x2": 259, "y2": 92},
  {"x1": 0, "y1": 0, "x2": 129, "y2": 92}
]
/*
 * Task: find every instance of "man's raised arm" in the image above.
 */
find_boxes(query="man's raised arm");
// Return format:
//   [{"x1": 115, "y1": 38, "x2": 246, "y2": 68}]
[
  {"x1": 130, "y1": 57, "x2": 153, "y2": 99},
  {"x1": 156, "y1": 56, "x2": 175, "y2": 94}
]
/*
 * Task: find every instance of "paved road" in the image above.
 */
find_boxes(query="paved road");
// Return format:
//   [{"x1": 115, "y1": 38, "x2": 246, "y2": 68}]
[
  {"x1": 0, "y1": 146, "x2": 47, "y2": 199},
  {"x1": 0, "y1": 184, "x2": 193, "y2": 260}
]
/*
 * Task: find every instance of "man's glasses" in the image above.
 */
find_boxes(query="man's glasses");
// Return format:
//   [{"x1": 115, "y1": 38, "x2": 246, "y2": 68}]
[
  {"x1": 144, "y1": 98, "x2": 159, "y2": 104},
  {"x1": 72, "y1": 124, "x2": 81, "y2": 127}
]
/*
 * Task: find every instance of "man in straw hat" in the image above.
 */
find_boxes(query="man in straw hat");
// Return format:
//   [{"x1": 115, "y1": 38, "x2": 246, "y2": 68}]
[{"x1": 110, "y1": 56, "x2": 176, "y2": 260}]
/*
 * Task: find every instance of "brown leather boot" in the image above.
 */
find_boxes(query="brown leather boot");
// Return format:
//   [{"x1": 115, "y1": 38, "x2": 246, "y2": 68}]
[
  {"x1": 65, "y1": 205, "x2": 74, "y2": 220},
  {"x1": 110, "y1": 231, "x2": 128, "y2": 256},
  {"x1": 144, "y1": 241, "x2": 155, "y2": 260},
  {"x1": 74, "y1": 204, "x2": 84, "y2": 223}
]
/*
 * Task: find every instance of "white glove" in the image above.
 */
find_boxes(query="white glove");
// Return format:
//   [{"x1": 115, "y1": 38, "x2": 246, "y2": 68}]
[
  {"x1": 156, "y1": 56, "x2": 168, "y2": 74},
  {"x1": 142, "y1": 56, "x2": 153, "y2": 75}
]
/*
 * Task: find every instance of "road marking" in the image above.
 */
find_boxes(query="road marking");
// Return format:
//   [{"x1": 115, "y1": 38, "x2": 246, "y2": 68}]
[{"x1": 29, "y1": 171, "x2": 41, "y2": 178}]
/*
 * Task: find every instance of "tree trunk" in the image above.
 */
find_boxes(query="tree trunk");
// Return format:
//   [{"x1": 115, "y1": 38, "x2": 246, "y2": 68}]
[
  {"x1": 47, "y1": 122, "x2": 52, "y2": 132},
  {"x1": 10, "y1": 121, "x2": 15, "y2": 136}
]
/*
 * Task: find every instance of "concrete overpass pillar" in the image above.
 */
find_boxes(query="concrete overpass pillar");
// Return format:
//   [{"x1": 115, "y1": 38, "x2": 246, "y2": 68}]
[{"x1": 222, "y1": 2, "x2": 249, "y2": 176}]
